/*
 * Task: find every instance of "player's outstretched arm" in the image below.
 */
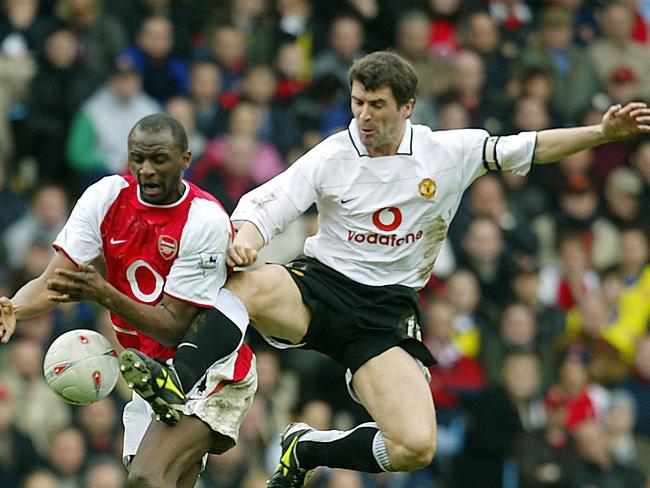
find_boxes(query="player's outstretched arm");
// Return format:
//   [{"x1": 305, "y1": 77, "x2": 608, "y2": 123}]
[
  {"x1": 226, "y1": 222, "x2": 265, "y2": 268},
  {"x1": 47, "y1": 263, "x2": 200, "y2": 347},
  {"x1": 533, "y1": 102, "x2": 650, "y2": 164},
  {"x1": 0, "y1": 252, "x2": 78, "y2": 343}
]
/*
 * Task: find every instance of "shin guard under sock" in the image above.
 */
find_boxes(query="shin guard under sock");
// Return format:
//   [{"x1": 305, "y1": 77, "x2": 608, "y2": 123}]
[{"x1": 173, "y1": 289, "x2": 248, "y2": 389}]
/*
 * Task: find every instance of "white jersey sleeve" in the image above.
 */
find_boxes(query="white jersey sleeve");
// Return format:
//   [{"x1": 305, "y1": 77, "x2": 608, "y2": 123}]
[
  {"x1": 164, "y1": 199, "x2": 231, "y2": 308},
  {"x1": 53, "y1": 175, "x2": 128, "y2": 264},
  {"x1": 457, "y1": 129, "x2": 538, "y2": 190},
  {"x1": 231, "y1": 147, "x2": 321, "y2": 243}
]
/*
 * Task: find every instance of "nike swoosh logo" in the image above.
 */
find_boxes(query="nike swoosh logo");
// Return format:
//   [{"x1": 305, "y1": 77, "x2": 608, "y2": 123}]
[
  {"x1": 340, "y1": 197, "x2": 357, "y2": 204},
  {"x1": 110, "y1": 238, "x2": 127, "y2": 245}
]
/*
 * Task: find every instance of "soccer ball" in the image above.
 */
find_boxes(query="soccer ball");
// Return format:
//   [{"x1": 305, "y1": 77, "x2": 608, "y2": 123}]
[{"x1": 43, "y1": 329, "x2": 119, "y2": 405}]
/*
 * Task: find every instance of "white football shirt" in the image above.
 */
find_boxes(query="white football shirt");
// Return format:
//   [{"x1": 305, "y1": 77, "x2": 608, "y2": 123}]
[{"x1": 232, "y1": 119, "x2": 537, "y2": 289}]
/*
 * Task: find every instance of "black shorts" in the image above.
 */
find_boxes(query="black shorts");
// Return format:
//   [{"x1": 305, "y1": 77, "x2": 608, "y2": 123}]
[{"x1": 283, "y1": 256, "x2": 435, "y2": 373}]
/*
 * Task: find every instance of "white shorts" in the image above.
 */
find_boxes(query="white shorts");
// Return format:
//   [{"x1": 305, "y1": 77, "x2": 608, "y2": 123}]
[{"x1": 122, "y1": 355, "x2": 257, "y2": 467}]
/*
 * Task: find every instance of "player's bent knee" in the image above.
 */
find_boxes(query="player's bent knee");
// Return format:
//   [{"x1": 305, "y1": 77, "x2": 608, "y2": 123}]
[{"x1": 389, "y1": 434, "x2": 436, "y2": 471}]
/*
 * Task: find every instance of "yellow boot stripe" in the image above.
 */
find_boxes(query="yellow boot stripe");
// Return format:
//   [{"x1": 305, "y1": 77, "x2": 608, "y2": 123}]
[
  {"x1": 279, "y1": 436, "x2": 300, "y2": 476},
  {"x1": 156, "y1": 369, "x2": 184, "y2": 399}
]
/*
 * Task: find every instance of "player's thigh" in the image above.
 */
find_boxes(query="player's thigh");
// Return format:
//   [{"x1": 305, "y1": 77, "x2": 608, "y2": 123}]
[
  {"x1": 351, "y1": 347, "x2": 436, "y2": 453},
  {"x1": 130, "y1": 415, "x2": 218, "y2": 483},
  {"x1": 226, "y1": 264, "x2": 311, "y2": 343}
]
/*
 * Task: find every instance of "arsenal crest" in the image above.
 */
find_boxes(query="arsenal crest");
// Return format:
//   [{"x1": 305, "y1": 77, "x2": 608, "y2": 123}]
[
  {"x1": 158, "y1": 235, "x2": 178, "y2": 260},
  {"x1": 418, "y1": 178, "x2": 436, "y2": 200}
]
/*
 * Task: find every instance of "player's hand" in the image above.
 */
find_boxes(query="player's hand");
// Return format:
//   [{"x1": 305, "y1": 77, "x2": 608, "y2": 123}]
[
  {"x1": 226, "y1": 243, "x2": 258, "y2": 268},
  {"x1": 602, "y1": 102, "x2": 650, "y2": 140},
  {"x1": 0, "y1": 297, "x2": 16, "y2": 344},
  {"x1": 46, "y1": 264, "x2": 111, "y2": 305}
]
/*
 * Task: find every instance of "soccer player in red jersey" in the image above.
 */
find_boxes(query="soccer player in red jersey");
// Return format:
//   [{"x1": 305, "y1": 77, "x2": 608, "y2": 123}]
[{"x1": 0, "y1": 114, "x2": 256, "y2": 487}]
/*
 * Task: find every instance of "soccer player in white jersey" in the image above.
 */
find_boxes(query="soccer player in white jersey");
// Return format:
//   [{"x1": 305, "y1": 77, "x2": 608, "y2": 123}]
[
  {"x1": 0, "y1": 114, "x2": 257, "y2": 488},
  {"x1": 115, "y1": 52, "x2": 650, "y2": 487}
]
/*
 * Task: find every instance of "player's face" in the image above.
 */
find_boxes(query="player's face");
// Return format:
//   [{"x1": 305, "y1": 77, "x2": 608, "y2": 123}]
[
  {"x1": 128, "y1": 128, "x2": 191, "y2": 204},
  {"x1": 350, "y1": 80, "x2": 414, "y2": 157}
]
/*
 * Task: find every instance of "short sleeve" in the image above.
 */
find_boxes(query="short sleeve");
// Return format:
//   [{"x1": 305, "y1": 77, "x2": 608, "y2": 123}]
[
  {"x1": 164, "y1": 198, "x2": 231, "y2": 308},
  {"x1": 53, "y1": 175, "x2": 128, "y2": 264},
  {"x1": 231, "y1": 146, "x2": 321, "y2": 243},
  {"x1": 458, "y1": 130, "x2": 537, "y2": 190}
]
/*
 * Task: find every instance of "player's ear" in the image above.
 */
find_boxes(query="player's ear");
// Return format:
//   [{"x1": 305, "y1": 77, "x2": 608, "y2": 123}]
[{"x1": 182, "y1": 150, "x2": 192, "y2": 169}]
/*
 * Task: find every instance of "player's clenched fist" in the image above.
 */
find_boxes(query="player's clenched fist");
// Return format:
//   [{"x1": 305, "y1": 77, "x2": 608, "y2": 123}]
[
  {"x1": 226, "y1": 243, "x2": 258, "y2": 268},
  {"x1": 0, "y1": 297, "x2": 16, "y2": 344}
]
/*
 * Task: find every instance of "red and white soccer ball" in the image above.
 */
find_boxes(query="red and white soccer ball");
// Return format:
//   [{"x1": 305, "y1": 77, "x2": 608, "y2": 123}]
[{"x1": 43, "y1": 329, "x2": 119, "y2": 405}]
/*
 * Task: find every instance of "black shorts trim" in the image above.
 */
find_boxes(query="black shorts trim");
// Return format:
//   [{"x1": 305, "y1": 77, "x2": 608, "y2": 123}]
[{"x1": 283, "y1": 256, "x2": 435, "y2": 373}]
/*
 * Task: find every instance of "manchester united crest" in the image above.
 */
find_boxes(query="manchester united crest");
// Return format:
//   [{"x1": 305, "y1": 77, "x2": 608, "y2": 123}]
[
  {"x1": 158, "y1": 235, "x2": 178, "y2": 260},
  {"x1": 418, "y1": 178, "x2": 436, "y2": 200}
]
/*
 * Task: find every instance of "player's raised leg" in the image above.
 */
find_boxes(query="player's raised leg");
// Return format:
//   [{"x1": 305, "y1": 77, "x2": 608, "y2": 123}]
[
  {"x1": 225, "y1": 265, "x2": 312, "y2": 344},
  {"x1": 266, "y1": 348, "x2": 436, "y2": 488}
]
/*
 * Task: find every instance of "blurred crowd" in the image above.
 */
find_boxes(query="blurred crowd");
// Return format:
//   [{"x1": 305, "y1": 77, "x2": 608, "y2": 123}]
[{"x1": 0, "y1": 0, "x2": 649, "y2": 487}]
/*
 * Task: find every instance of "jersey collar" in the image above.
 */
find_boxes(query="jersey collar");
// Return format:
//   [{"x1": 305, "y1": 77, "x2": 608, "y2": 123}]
[
  {"x1": 136, "y1": 179, "x2": 190, "y2": 208},
  {"x1": 347, "y1": 119, "x2": 414, "y2": 157}
]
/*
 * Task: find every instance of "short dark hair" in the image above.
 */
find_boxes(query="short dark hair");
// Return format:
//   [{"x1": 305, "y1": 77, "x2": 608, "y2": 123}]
[
  {"x1": 129, "y1": 113, "x2": 188, "y2": 152},
  {"x1": 348, "y1": 51, "x2": 418, "y2": 106}
]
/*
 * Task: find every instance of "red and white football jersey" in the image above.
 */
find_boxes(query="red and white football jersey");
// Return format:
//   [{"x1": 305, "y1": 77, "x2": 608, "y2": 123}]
[
  {"x1": 54, "y1": 174, "x2": 232, "y2": 359},
  {"x1": 233, "y1": 119, "x2": 537, "y2": 289}
]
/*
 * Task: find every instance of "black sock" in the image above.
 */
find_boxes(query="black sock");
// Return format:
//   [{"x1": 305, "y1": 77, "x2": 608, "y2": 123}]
[
  {"x1": 296, "y1": 423, "x2": 392, "y2": 473},
  {"x1": 173, "y1": 308, "x2": 243, "y2": 390}
]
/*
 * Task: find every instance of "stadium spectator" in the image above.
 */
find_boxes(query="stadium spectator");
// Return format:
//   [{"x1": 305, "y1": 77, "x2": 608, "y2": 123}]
[
  {"x1": 456, "y1": 216, "x2": 517, "y2": 320},
  {"x1": 165, "y1": 95, "x2": 207, "y2": 159},
  {"x1": 488, "y1": 0, "x2": 534, "y2": 47},
  {"x1": 81, "y1": 456, "x2": 127, "y2": 488},
  {"x1": 519, "y1": 6, "x2": 599, "y2": 124},
  {"x1": 75, "y1": 399, "x2": 120, "y2": 457},
  {"x1": 394, "y1": 10, "x2": 449, "y2": 100},
  {"x1": 3, "y1": 184, "x2": 68, "y2": 272},
  {"x1": 630, "y1": 140, "x2": 650, "y2": 216},
  {"x1": 1, "y1": 339, "x2": 71, "y2": 456},
  {"x1": 464, "y1": 10, "x2": 516, "y2": 110},
  {"x1": 22, "y1": 26, "x2": 99, "y2": 186},
  {"x1": 0, "y1": 0, "x2": 54, "y2": 59},
  {"x1": 0, "y1": 381, "x2": 43, "y2": 488},
  {"x1": 589, "y1": 2, "x2": 650, "y2": 101},
  {"x1": 240, "y1": 63, "x2": 300, "y2": 157},
  {"x1": 46, "y1": 426, "x2": 87, "y2": 488},
  {"x1": 199, "y1": 23, "x2": 248, "y2": 101},
  {"x1": 570, "y1": 420, "x2": 645, "y2": 487},
  {"x1": 117, "y1": 0, "x2": 193, "y2": 59},
  {"x1": 0, "y1": 157, "x2": 26, "y2": 232},
  {"x1": 605, "y1": 390, "x2": 640, "y2": 468},
  {"x1": 560, "y1": 292, "x2": 630, "y2": 386},
  {"x1": 480, "y1": 302, "x2": 554, "y2": 387},
  {"x1": 441, "y1": 48, "x2": 506, "y2": 133},
  {"x1": 21, "y1": 469, "x2": 60, "y2": 488},
  {"x1": 53, "y1": 0, "x2": 128, "y2": 78},
  {"x1": 620, "y1": 335, "x2": 650, "y2": 439},
  {"x1": 455, "y1": 352, "x2": 536, "y2": 487},
  {"x1": 188, "y1": 60, "x2": 227, "y2": 139},
  {"x1": 274, "y1": 42, "x2": 310, "y2": 103},
  {"x1": 205, "y1": 0, "x2": 277, "y2": 65},
  {"x1": 65, "y1": 58, "x2": 160, "y2": 189},
  {"x1": 120, "y1": 15, "x2": 189, "y2": 103},
  {"x1": 313, "y1": 14, "x2": 366, "y2": 95},
  {"x1": 514, "y1": 385, "x2": 578, "y2": 488}
]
